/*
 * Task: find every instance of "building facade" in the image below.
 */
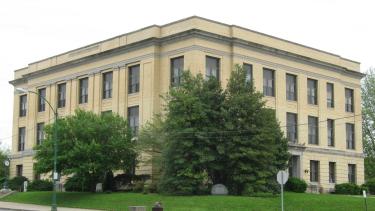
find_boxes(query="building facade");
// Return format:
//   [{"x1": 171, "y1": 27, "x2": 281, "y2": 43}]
[{"x1": 9, "y1": 16, "x2": 364, "y2": 192}]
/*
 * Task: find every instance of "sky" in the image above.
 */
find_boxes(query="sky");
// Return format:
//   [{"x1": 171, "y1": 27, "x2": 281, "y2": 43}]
[{"x1": 0, "y1": 0, "x2": 374, "y2": 149}]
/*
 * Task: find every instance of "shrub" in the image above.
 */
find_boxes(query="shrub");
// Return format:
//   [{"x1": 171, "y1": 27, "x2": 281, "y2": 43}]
[
  {"x1": 285, "y1": 177, "x2": 307, "y2": 193},
  {"x1": 8, "y1": 176, "x2": 28, "y2": 191},
  {"x1": 334, "y1": 183, "x2": 361, "y2": 195},
  {"x1": 28, "y1": 179, "x2": 53, "y2": 191},
  {"x1": 365, "y1": 178, "x2": 375, "y2": 194},
  {"x1": 64, "y1": 175, "x2": 90, "y2": 192},
  {"x1": 133, "y1": 181, "x2": 145, "y2": 192}
]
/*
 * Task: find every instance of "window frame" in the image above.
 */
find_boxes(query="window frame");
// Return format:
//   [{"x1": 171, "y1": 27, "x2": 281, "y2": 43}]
[
  {"x1": 128, "y1": 106, "x2": 139, "y2": 136},
  {"x1": 79, "y1": 77, "x2": 89, "y2": 104},
  {"x1": 346, "y1": 123, "x2": 355, "y2": 149},
  {"x1": 307, "y1": 78, "x2": 318, "y2": 105},
  {"x1": 308, "y1": 116, "x2": 319, "y2": 145},
  {"x1": 286, "y1": 74, "x2": 297, "y2": 101},
  {"x1": 286, "y1": 112, "x2": 298, "y2": 143},
  {"x1": 128, "y1": 65, "x2": 140, "y2": 94},
  {"x1": 348, "y1": 164, "x2": 356, "y2": 184},
  {"x1": 102, "y1": 71, "x2": 113, "y2": 99},
  {"x1": 263, "y1": 68, "x2": 275, "y2": 97},
  {"x1": 57, "y1": 83, "x2": 66, "y2": 108},
  {"x1": 36, "y1": 122, "x2": 44, "y2": 145},
  {"x1": 205, "y1": 56, "x2": 220, "y2": 79},
  {"x1": 38, "y1": 88, "x2": 46, "y2": 112},
  {"x1": 310, "y1": 160, "x2": 320, "y2": 182},
  {"x1": 327, "y1": 119, "x2": 335, "y2": 147},
  {"x1": 329, "y1": 162, "x2": 336, "y2": 183},
  {"x1": 170, "y1": 56, "x2": 184, "y2": 87},
  {"x1": 345, "y1": 88, "x2": 354, "y2": 112},
  {"x1": 243, "y1": 63, "x2": 253, "y2": 84},
  {"x1": 18, "y1": 127, "x2": 25, "y2": 151},
  {"x1": 19, "y1": 94, "x2": 27, "y2": 117},
  {"x1": 327, "y1": 83, "x2": 334, "y2": 108}
]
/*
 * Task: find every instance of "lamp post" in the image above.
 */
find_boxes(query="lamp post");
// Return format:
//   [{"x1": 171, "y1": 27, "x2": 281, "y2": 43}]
[
  {"x1": 3, "y1": 159, "x2": 9, "y2": 190},
  {"x1": 16, "y1": 87, "x2": 59, "y2": 211}
]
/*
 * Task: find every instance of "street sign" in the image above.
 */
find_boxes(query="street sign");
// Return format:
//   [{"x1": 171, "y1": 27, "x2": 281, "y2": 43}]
[
  {"x1": 277, "y1": 170, "x2": 289, "y2": 211},
  {"x1": 277, "y1": 170, "x2": 289, "y2": 185}
]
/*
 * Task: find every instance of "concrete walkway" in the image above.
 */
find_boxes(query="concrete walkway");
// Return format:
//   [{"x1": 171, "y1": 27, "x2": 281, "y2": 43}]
[{"x1": 0, "y1": 201, "x2": 103, "y2": 211}]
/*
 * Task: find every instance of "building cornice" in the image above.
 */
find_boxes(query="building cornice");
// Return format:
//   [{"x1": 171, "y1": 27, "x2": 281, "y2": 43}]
[{"x1": 9, "y1": 29, "x2": 364, "y2": 86}]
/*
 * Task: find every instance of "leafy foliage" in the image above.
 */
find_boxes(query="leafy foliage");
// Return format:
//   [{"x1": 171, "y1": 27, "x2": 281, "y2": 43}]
[
  {"x1": 145, "y1": 65, "x2": 290, "y2": 195},
  {"x1": 8, "y1": 176, "x2": 28, "y2": 191},
  {"x1": 28, "y1": 179, "x2": 53, "y2": 191},
  {"x1": 334, "y1": 183, "x2": 361, "y2": 195},
  {"x1": 34, "y1": 109, "x2": 137, "y2": 191},
  {"x1": 362, "y1": 68, "x2": 375, "y2": 179},
  {"x1": 365, "y1": 178, "x2": 375, "y2": 194},
  {"x1": 285, "y1": 177, "x2": 307, "y2": 193}
]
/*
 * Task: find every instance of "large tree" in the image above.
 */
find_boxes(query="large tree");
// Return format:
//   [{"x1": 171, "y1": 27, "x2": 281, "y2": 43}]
[
  {"x1": 362, "y1": 67, "x2": 375, "y2": 179},
  {"x1": 34, "y1": 109, "x2": 137, "y2": 191},
  {"x1": 143, "y1": 65, "x2": 290, "y2": 195}
]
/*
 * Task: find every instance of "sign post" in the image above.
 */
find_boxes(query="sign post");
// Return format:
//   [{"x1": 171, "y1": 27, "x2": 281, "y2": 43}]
[
  {"x1": 277, "y1": 170, "x2": 289, "y2": 211},
  {"x1": 363, "y1": 190, "x2": 368, "y2": 211}
]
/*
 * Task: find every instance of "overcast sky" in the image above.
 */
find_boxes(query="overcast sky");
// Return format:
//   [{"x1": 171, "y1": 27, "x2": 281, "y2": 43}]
[{"x1": 0, "y1": 0, "x2": 374, "y2": 149}]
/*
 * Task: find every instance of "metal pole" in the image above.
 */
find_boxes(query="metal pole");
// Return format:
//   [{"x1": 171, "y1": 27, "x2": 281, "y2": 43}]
[
  {"x1": 281, "y1": 173, "x2": 284, "y2": 211},
  {"x1": 52, "y1": 112, "x2": 58, "y2": 211},
  {"x1": 364, "y1": 196, "x2": 368, "y2": 211}
]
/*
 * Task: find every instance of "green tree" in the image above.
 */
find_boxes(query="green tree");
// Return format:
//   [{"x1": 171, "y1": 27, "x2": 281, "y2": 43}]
[
  {"x1": 34, "y1": 109, "x2": 137, "y2": 191},
  {"x1": 362, "y1": 67, "x2": 375, "y2": 179},
  {"x1": 151, "y1": 65, "x2": 290, "y2": 195}
]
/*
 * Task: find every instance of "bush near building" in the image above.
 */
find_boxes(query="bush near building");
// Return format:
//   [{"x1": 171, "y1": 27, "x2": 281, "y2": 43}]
[
  {"x1": 8, "y1": 176, "x2": 28, "y2": 192},
  {"x1": 28, "y1": 179, "x2": 53, "y2": 191},
  {"x1": 285, "y1": 177, "x2": 307, "y2": 193},
  {"x1": 365, "y1": 178, "x2": 375, "y2": 194},
  {"x1": 334, "y1": 183, "x2": 361, "y2": 195}
]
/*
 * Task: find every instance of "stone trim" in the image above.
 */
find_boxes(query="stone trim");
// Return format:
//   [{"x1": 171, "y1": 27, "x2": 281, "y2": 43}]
[{"x1": 10, "y1": 29, "x2": 363, "y2": 86}]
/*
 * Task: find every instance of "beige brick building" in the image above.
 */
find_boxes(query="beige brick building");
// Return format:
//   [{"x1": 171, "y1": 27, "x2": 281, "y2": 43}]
[{"x1": 9, "y1": 16, "x2": 364, "y2": 192}]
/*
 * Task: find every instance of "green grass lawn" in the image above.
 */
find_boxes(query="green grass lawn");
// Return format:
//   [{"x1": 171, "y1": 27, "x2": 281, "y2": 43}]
[{"x1": 1, "y1": 191, "x2": 374, "y2": 211}]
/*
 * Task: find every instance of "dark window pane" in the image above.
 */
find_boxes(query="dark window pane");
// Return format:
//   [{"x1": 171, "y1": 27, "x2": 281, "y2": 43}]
[
  {"x1": 16, "y1": 165, "x2": 23, "y2": 177},
  {"x1": 79, "y1": 78, "x2": 89, "y2": 104},
  {"x1": 102, "y1": 72, "x2": 113, "y2": 99},
  {"x1": 327, "y1": 83, "x2": 334, "y2": 108},
  {"x1": 345, "y1": 88, "x2": 354, "y2": 112},
  {"x1": 36, "y1": 123, "x2": 44, "y2": 145},
  {"x1": 128, "y1": 106, "x2": 139, "y2": 136},
  {"x1": 57, "y1": 83, "x2": 66, "y2": 108},
  {"x1": 19, "y1": 95, "x2": 27, "y2": 117},
  {"x1": 129, "y1": 65, "x2": 140, "y2": 94},
  {"x1": 171, "y1": 57, "x2": 184, "y2": 86},
  {"x1": 244, "y1": 63, "x2": 253, "y2": 84},
  {"x1": 263, "y1": 68, "x2": 275, "y2": 96},
  {"x1": 205, "y1": 56, "x2": 220, "y2": 79},
  {"x1": 348, "y1": 164, "x2": 356, "y2": 184},
  {"x1": 308, "y1": 116, "x2": 319, "y2": 145},
  {"x1": 329, "y1": 162, "x2": 336, "y2": 183},
  {"x1": 310, "y1": 160, "x2": 319, "y2": 182},
  {"x1": 346, "y1": 123, "x2": 355, "y2": 149},
  {"x1": 286, "y1": 74, "x2": 297, "y2": 101},
  {"x1": 38, "y1": 88, "x2": 46, "y2": 112},
  {"x1": 307, "y1": 79, "x2": 318, "y2": 105},
  {"x1": 287, "y1": 113, "x2": 297, "y2": 143},
  {"x1": 18, "y1": 127, "x2": 25, "y2": 151},
  {"x1": 327, "y1": 119, "x2": 335, "y2": 147}
]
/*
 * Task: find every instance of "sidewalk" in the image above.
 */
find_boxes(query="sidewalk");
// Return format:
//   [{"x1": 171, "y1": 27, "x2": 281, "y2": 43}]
[{"x1": 0, "y1": 201, "x2": 103, "y2": 211}]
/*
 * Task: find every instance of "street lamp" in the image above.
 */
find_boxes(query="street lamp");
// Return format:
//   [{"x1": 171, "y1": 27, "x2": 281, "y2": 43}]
[{"x1": 16, "y1": 87, "x2": 59, "y2": 211}]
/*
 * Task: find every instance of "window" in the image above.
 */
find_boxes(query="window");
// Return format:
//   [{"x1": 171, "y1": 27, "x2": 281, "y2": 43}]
[
  {"x1": 286, "y1": 113, "x2": 297, "y2": 143},
  {"x1": 307, "y1": 79, "x2": 318, "y2": 105},
  {"x1": 171, "y1": 57, "x2": 184, "y2": 86},
  {"x1": 329, "y1": 162, "x2": 336, "y2": 183},
  {"x1": 244, "y1": 63, "x2": 253, "y2": 83},
  {"x1": 102, "y1": 72, "x2": 113, "y2": 99},
  {"x1": 345, "y1": 88, "x2": 354, "y2": 112},
  {"x1": 263, "y1": 68, "x2": 275, "y2": 96},
  {"x1": 286, "y1": 74, "x2": 297, "y2": 101},
  {"x1": 308, "y1": 116, "x2": 319, "y2": 145},
  {"x1": 128, "y1": 106, "x2": 139, "y2": 136},
  {"x1": 36, "y1": 123, "x2": 44, "y2": 145},
  {"x1": 18, "y1": 127, "x2": 25, "y2": 151},
  {"x1": 327, "y1": 83, "x2": 334, "y2": 108},
  {"x1": 346, "y1": 123, "x2": 355, "y2": 149},
  {"x1": 57, "y1": 83, "x2": 66, "y2": 108},
  {"x1": 38, "y1": 88, "x2": 46, "y2": 112},
  {"x1": 19, "y1": 95, "x2": 27, "y2": 117},
  {"x1": 205, "y1": 56, "x2": 220, "y2": 79},
  {"x1": 129, "y1": 65, "x2": 140, "y2": 94},
  {"x1": 16, "y1": 165, "x2": 23, "y2": 177},
  {"x1": 79, "y1": 78, "x2": 89, "y2": 104},
  {"x1": 310, "y1": 160, "x2": 319, "y2": 182},
  {"x1": 327, "y1": 119, "x2": 335, "y2": 147},
  {"x1": 348, "y1": 164, "x2": 356, "y2": 184}
]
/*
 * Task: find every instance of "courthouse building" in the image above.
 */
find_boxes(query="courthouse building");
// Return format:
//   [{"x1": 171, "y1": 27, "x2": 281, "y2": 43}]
[{"x1": 9, "y1": 16, "x2": 364, "y2": 192}]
